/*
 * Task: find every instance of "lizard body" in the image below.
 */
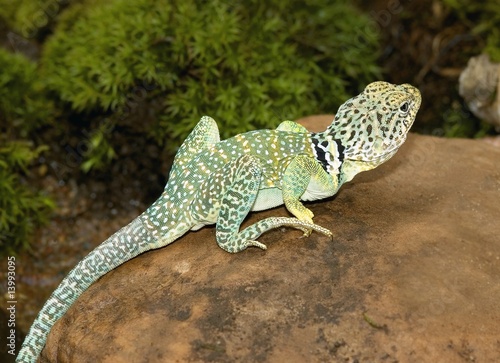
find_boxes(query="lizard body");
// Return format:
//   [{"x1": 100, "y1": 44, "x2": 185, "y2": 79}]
[{"x1": 17, "y1": 81, "x2": 421, "y2": 362}]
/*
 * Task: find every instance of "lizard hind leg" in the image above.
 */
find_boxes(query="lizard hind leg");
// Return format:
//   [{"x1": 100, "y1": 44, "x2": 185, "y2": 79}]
[
  {"x1": 214, "y1": 154, "x2": 266, "y2": 253},
  {"x1": 169, "y1": 116, "x2": 221, "y2": 182},
  {"x1": 215, "y1": 155, "x2": 332, "y2": 253}
]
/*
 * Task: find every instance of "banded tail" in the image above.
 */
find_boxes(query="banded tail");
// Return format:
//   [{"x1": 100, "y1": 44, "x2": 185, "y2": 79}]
[{"x1": 16, "y1": 216, "x2": 156, "y2": 362}]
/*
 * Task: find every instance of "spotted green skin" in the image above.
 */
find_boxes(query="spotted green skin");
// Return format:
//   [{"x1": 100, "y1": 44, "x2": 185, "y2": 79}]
[{"x1": 17, "y1": 82, "x2": 421, "y2": 362}]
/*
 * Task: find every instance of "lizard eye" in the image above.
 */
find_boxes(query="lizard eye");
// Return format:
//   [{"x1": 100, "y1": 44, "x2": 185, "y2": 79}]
[{"x1": 399, "y1": 101, "x2": 410, "y2": 114}]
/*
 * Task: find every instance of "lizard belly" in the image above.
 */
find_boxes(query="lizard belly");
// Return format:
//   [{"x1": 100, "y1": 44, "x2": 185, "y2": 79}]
[
  {"x1": 251, "y1": 188, "x2": 284, "y2": 211},
  {"x1": 300, "y1": 178, "x2": 336, "y2": 201}
]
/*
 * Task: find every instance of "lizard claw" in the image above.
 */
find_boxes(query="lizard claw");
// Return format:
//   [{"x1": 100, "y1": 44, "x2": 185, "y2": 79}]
[
  {"x1": 299, "y1": 228, "x2": 313, "y2": 238},
  {"x1": 297, "y1": 222, "x2": 332, "y2": 239}
]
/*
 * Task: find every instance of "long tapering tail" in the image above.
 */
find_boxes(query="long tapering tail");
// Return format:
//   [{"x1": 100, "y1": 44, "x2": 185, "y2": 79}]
[{"x1": 16, "y1": 216, "x2": 156, "y2": 362}]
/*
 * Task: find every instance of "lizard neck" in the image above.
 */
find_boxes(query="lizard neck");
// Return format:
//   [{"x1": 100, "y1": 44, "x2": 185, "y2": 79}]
[
  {"x1": 311, "y1": 130, "x2": 398, "y2": 185},
  {"x1": 309, "y1": 131, "x2": 345, "y2": 178}
]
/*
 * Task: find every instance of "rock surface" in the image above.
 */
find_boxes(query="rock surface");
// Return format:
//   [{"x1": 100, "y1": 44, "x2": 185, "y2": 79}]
[{"x1": 42, "y1": 117, "x2": 500, "y2": 362}]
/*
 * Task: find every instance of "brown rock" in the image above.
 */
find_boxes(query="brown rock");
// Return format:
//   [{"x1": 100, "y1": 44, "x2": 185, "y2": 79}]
[{"x1": 42, "y1": 130, "x2": 500, "y2": 362}]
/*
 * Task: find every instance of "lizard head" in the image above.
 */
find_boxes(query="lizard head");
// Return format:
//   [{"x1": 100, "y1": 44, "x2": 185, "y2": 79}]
[{"x1": 328, "y1": 81, "x2": 421, "y2": 163}]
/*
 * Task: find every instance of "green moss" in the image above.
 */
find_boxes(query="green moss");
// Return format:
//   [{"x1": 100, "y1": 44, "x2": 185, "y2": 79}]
[
  {"x1": 0, "y1": 49, "x2": 56, "y2": 255},
  {"x1": 0, "y1": 48, "x2": 55, "y2": 136},
  {"x1": 41, "y1": 0, "x2": 381, "y2": 152},
  {"x1": 0, "y1": 0, "x2": 20, "y2": 31},
  {"x1": 0, "y1": 0, "x2": 81, "y2": 39},
  {"x1": 0, "y1": 140, "x2": 55, "y2": 256}
]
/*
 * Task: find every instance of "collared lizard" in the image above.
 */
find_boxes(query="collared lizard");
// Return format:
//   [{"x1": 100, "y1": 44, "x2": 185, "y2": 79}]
[{"x1": 16, "y1": 81, "x2": 421, "y2": 362}]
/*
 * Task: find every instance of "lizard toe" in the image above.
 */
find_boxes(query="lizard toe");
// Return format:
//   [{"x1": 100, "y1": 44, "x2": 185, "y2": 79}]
[{"x1": 245, "y1": 240, "x2": 267, "y2": 250}]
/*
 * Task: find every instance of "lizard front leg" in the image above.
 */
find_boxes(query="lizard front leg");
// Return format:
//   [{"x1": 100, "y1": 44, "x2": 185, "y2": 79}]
[
  {"x1": 282, "y1": 154, "x2": 338, "y2": 236},
  {"x1": 214, "y1": 155, "x2": 331, "y2": 253}
]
